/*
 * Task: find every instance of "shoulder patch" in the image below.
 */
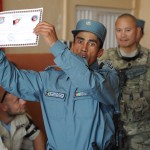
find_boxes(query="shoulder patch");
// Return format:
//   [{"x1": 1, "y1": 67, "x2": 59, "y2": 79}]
[
  {"x1": 105, "y1": 60, "x2": 114, "y2": 69},
  {"x1": 100, "y1": 60, "x2": 114, "y2": 70}
]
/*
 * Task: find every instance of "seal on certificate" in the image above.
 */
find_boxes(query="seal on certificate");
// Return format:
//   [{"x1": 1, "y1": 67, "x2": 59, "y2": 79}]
[
  {"x1": 13, "y1": 18, "x2": 21, "y2": 25},
  {"x1": 31, "y1": 15, "x2": 38, "y2": 22}
]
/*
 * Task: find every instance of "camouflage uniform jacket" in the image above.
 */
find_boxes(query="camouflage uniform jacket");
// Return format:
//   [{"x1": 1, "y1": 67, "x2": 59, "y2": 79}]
[{"x1": 98, "y1": 45, "x2": 150, "y2": 137}]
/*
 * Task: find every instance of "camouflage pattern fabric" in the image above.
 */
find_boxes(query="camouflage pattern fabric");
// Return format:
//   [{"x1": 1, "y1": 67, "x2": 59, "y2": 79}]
[{"x1": 98, "y1": 45, "x2": 150, "y2": 150}]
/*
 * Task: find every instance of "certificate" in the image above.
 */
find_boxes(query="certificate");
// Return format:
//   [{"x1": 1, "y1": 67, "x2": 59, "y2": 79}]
[{"x1": 0, "y1": 8, "x2": 43, "y2": 47}]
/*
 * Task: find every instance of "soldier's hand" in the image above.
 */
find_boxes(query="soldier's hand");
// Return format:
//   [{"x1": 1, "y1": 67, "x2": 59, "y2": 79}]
[{"x1": 34, "y1": 22, "x2": 58, "y2": 47}]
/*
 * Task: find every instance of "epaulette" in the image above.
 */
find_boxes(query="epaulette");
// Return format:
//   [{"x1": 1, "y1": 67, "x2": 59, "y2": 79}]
[{"x1": 44, "y1": 65, "x2": 58, "y2": 71}]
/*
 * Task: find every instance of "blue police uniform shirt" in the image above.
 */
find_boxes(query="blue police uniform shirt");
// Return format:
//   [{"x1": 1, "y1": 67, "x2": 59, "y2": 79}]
[{"x1": 0, "y1": 40, "x2": 120, "y2": 150}]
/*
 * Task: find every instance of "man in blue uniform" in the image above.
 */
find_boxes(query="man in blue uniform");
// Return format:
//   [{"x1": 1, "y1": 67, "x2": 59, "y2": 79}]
[
  {"x1": 136, "y1": 19, "x2": 145, "y2": 43},
  {"x1": 0, "y1": 19, "x2": 120, "y2": 150}
]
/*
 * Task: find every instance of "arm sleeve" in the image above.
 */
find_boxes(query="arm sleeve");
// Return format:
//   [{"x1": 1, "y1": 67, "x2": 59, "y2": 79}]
[
  {"x1": 0, "y1": 50, "x2": 43, "y2": 101},
  {"x1": 0, "y1": 137, "x2": 8, "y2": 150},
  {"x1": 50, "y1": 41, "x2": 120, "y2": 110},
  {"x1": 24, "y1": 114, "x2": 40, "y2": 140}
]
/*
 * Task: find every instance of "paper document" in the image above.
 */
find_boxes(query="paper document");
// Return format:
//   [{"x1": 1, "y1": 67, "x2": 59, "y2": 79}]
[{"x1": 0, "y1": 8, "x2": 43, "y2": 47}]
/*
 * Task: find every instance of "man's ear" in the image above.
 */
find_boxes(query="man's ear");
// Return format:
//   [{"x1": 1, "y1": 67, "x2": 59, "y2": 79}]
[{"x1": 97, "y1": 48, "x2": 104, "y2": 58}]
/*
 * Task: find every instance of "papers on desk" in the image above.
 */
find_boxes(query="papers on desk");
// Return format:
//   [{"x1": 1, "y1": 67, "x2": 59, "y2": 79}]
[{"x1": 0, "y1": 8, "x2": 43, "y2": 47}]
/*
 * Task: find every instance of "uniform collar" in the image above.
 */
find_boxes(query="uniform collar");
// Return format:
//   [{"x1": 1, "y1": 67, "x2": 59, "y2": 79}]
[
  {"x1": 117, "y1": 45, "x2": 141, "y2": 61},
  {"x1": 89, "y1": 61, "x2": 99, "y2": 70}
]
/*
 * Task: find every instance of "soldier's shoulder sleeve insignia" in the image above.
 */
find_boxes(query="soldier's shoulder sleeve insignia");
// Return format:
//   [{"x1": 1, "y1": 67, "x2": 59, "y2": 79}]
[
  {"x1": 105, "y1": 60, "x2": 114, "y2": 69},
  {"x1": 99, "y1": 60, "x2": 114, "y2": 70}
]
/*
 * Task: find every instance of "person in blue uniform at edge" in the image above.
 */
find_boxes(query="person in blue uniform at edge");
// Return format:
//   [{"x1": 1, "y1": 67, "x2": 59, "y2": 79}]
[
  {"x1": 0, "y1": 19, "x2": 120, "y2": 150},
  {"x1": 136, "y1": 19, "x2": 145, "y2": 44}
]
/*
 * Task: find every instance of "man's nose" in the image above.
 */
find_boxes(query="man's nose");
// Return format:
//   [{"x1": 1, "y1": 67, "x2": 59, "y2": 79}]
[
  {"x1": 19, "y1": 99, "x2": 26, "y2": 105},
  {"x1": 81, "y1": 42, "x2": 88, "y2": 52},
  {"x1": 121, "y1": 30, "x2": 126, "y2": 37}
]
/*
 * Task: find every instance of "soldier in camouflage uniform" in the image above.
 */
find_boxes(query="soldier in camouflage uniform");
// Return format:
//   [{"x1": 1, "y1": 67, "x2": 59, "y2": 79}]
[{"x1": 98, "y1": 14, "x2": 150, "y2": 150}]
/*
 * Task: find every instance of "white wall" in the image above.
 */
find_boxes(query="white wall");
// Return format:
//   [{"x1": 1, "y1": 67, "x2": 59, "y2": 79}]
[{"x1": 137, "y1": 0, "x2": 150, "y2": 48}]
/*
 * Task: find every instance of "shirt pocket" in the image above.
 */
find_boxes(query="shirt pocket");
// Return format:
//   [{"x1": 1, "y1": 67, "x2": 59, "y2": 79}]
[
  {"x1": 73, "y1": 93, "x2": 96, "y2": 119},
  {"x1": 44, "y1": 92, "x2": 66, "y2": 119}
]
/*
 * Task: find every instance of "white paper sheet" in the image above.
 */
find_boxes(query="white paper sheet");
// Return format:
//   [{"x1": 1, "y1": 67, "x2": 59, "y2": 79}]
[{"x1": 0, "y1": 8, "x2": 43, "y2": 47}]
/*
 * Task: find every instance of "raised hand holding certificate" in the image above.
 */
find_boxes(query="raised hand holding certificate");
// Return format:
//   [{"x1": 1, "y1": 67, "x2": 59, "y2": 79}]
[{"x1": 0, "y1": 8, "x2": 43, "y2": 47}]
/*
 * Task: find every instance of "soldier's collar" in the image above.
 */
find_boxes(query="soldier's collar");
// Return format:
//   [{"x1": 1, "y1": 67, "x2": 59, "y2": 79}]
[{"x1": 117, "y1": 46, "x2": 141, "y2": 61}]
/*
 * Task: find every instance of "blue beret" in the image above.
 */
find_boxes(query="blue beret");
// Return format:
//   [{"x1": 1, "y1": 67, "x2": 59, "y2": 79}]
[
  {"x1": 72, "y1": 19, "x2": 107, "y2": 45},
  {"x1": 136, "y1": 19, "x2": 145, "y2": 29}
]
